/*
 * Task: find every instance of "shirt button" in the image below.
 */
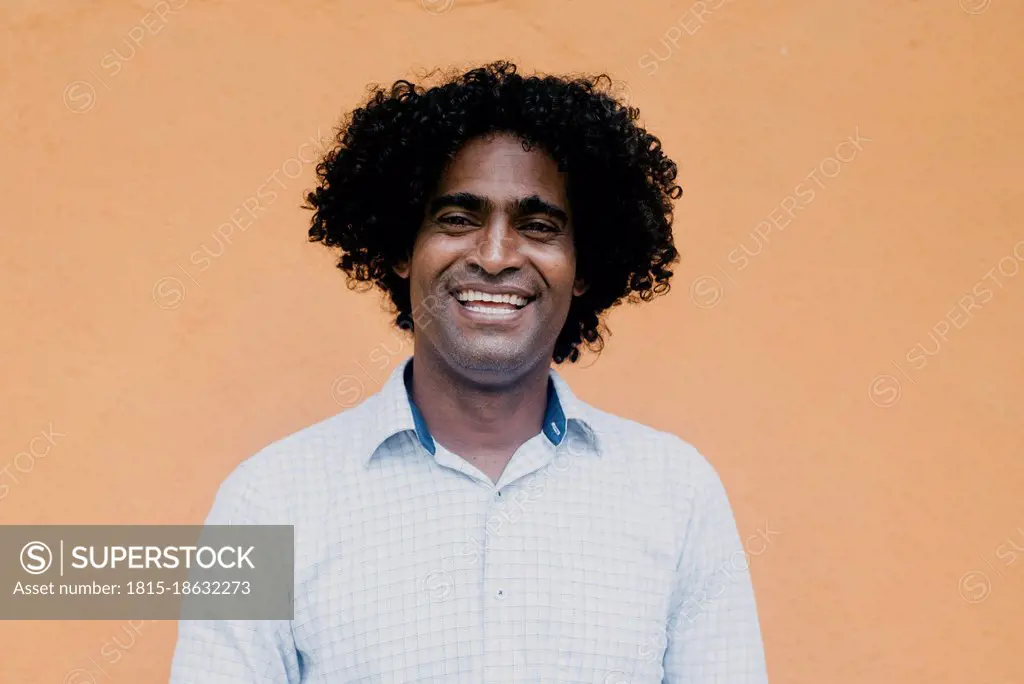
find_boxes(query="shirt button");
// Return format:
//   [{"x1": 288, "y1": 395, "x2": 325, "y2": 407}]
[{"x1": 495, "y1": 589, "x2": 505, "y2": 599}]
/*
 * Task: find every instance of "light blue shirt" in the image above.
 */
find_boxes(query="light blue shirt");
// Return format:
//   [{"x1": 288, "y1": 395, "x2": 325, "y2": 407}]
[{"x1": 170, "y1": 356, "x2": 769, "y2": 683}]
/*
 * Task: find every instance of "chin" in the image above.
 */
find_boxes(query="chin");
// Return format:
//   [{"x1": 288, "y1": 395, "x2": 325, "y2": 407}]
[{"x1": 448, "y1": 343, "x2": 536, "y2": 377}]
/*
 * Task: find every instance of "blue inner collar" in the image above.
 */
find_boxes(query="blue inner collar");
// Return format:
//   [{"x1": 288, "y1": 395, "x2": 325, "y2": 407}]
[{"x1": 403, "y1": 361, "x2": 568, "y2": 456}]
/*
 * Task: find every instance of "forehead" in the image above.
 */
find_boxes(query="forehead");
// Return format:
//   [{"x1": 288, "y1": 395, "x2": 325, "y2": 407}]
[{"x1": 436, "y1": 133, "x2": 568, "y2": 203}]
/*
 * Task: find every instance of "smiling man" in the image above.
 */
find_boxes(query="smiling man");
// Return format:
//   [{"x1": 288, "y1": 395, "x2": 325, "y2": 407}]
[
  {"x1": 170, "y1": 61, "x2": 769, "y2": 683},
  {"x1": 392, "y1": 132, "x2": 591, "y2": 483}
]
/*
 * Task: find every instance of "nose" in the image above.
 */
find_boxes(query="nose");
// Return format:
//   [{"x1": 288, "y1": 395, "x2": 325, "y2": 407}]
[{"x1": 466, "y1": 215, "x2": 526, "y2": 275}]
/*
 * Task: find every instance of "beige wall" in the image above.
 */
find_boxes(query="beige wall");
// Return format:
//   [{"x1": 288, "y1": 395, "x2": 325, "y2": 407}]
[{"x1": 2, "y1": 1, "x2": 1022, "y2": 682}]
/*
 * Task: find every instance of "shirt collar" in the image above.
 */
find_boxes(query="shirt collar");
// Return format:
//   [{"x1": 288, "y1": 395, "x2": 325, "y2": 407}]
[{"x1": 360, "y1": 355, "x2": 600, "y2": 466}]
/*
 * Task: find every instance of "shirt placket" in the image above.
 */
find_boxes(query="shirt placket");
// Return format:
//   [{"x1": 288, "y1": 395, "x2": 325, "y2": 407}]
[
  {"x1": 481, "y1": 482, "x2": 516, "y2": 683},
  {"x1": 481, "y1": 438, "x2": 555, "y2": 684}
]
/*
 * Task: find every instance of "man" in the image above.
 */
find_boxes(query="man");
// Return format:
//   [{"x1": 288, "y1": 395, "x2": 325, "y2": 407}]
[{"x1": 170, "y1": 61, "x2": 769, "y2": 683}]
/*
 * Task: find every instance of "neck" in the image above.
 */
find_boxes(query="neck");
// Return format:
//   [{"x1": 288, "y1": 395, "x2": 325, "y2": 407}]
[{"x1": 409, "y1": 349, "x2": 551, "y2": 468}]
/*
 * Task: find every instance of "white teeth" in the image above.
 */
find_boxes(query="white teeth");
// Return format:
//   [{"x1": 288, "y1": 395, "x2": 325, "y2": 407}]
[
  {"x1": 455, "y1": 290, "x2": 529, "y2": 307},
  {"x1": 463, "y1": 305, "x2": 518, "y2": 317}
]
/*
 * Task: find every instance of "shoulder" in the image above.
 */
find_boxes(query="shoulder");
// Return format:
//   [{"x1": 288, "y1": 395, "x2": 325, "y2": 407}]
[
  {"x1": 204, "y1": 402, "x2": 372, "y2": 524},
  {"x1": 580, "y1": 405, "x2": 730, "y2": 514},
  {"x1": 583, "y1": 405, "x2": 718, "y2": 475},
  {"x1": 579, "y1": 406, "x2": 740, "y2": 556}
]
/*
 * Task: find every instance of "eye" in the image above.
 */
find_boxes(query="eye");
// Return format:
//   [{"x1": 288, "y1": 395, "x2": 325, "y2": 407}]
[
  {"x1": 437, "y1": 215, "x2": 480, "y2": 233},
  {"x1": 522, "y1": 221, "x2": 558, "y2": 233},
  {"x1": 439, "y1": 215, "x2": 473, "y2": 226}
]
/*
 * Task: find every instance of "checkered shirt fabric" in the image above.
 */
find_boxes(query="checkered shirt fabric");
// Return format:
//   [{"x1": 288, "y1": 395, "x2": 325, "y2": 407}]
[{"x1": 169, "y1": 355, "x2": 769, "y2": 683}]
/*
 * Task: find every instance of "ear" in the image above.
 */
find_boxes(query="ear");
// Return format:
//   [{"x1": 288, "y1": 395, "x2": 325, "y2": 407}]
[{"x1": 572, "y1": 277, "x2": 589, "y2": 297}]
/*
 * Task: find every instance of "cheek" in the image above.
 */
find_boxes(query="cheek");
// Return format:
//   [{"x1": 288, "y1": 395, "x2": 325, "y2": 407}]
[
  {"x1": 412, "y1": 235, "x2": 466, "y2": 274},
  {"x1": 408, "y1": 244, "x2": 453, "y2": 291},
  {"x1": 536, "y1": 251, "x2": 578, "y2": 293}
]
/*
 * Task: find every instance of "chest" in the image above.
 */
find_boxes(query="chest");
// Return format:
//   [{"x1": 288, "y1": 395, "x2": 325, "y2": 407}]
[{"x1": 291, "y1": 468, "x2": 680, "y2": 683}]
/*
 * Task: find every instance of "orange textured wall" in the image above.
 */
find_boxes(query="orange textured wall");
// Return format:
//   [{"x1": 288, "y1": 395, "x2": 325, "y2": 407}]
[{"x1": 1, "y1": 1, "x2": 1022, "y2": 682}]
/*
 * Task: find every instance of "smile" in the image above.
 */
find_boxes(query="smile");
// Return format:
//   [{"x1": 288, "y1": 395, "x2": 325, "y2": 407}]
[{"x1": 452, "y1": 288, "x2": 534, "y2": 320}]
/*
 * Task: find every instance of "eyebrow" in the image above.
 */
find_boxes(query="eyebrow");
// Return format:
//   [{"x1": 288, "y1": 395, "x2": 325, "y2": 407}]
[{"x1": 427, "y1": 192, "x2": 569, "y2": 224}]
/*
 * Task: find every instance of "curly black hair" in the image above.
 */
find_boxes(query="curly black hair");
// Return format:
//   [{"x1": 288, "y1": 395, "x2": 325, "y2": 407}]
[{"x1": 305, "y1": 61, "x2": 682, "y2": 364}]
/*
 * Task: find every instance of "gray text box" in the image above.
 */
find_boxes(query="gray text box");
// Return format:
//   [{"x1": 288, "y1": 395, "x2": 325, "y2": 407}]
[{"x1": 0, "y1": 525, "x2": 293, "y2": 620}]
